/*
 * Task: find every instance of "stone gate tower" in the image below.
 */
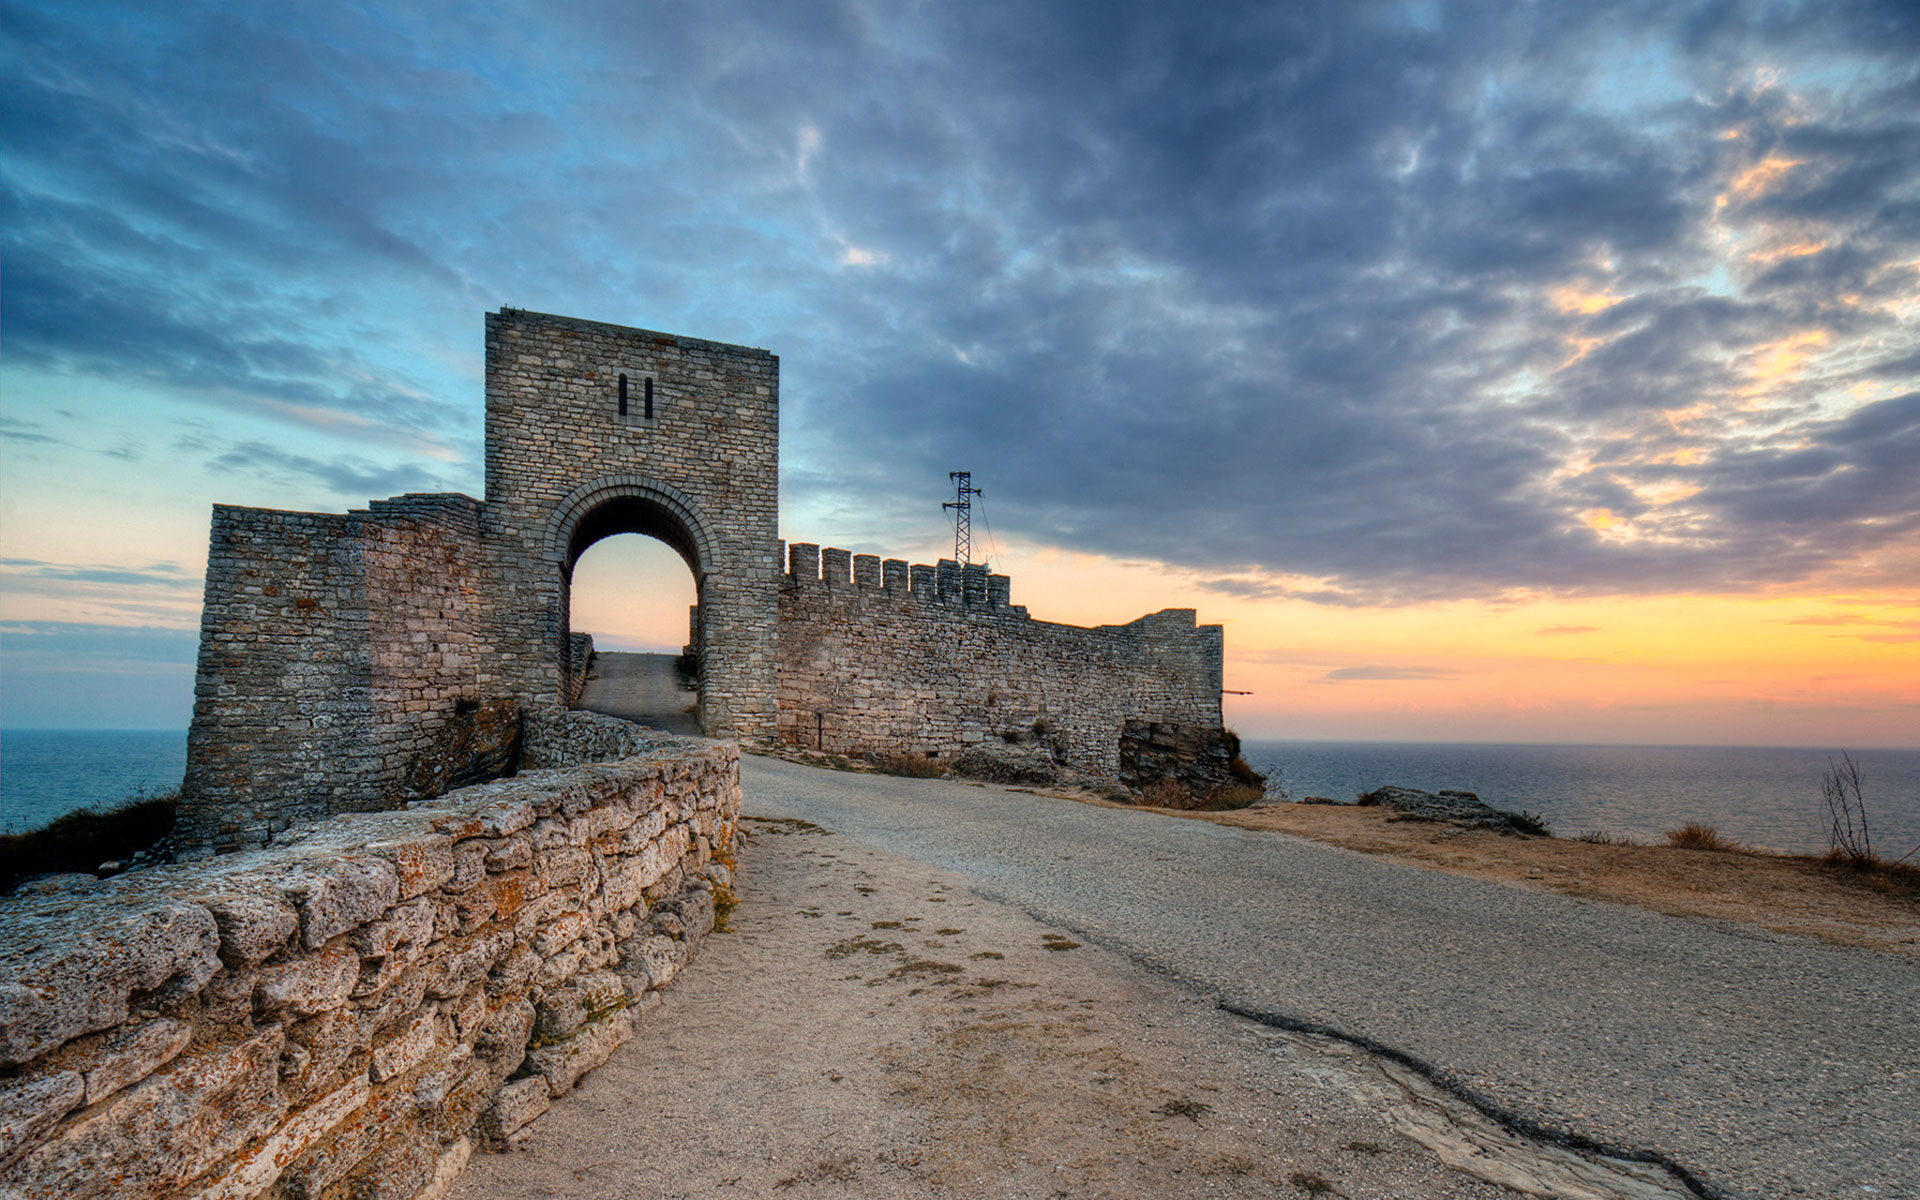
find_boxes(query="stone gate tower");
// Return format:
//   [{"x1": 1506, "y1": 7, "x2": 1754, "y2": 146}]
[{"x1": 482, "y1": 309, "x2": 780, "y2": 740}]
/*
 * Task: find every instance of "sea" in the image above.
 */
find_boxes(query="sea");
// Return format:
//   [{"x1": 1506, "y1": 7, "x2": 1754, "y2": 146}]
[
  {"x1": 1242, "y1": 739, "x2": 1920, "y2": 856},
  {"x1": 3, "y1": 730, "x2": 1916, "y2": 858},
  {"x1": 1, "y1": 730, "x2": 189, "y2": 836}
]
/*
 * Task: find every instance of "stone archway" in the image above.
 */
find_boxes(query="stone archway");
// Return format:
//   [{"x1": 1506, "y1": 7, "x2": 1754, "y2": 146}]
[
  {"x1": 547, "y1": 477, "x2": 712, "y2": 727},
  {"x1": 481, "y1": 309, "x2": 780, "y2": 740}
]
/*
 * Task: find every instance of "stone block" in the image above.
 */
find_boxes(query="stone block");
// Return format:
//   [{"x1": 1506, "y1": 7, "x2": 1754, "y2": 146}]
[
  {"x1": 285, "y1": 1008, "x2": 369, "y2": 1101},
  {"x1": 531, "y1": 989, "x2": 587, "y2": 1045},
  {"x1": 0, "y1": 1070, "x2": 84, "y2": 1172},
  {"x1": 617, "y1": 934, "x2": 685, "y2": 991},
  {"x1": 485, "y1": 943, "x2": 540, "y2": 999},
  {"x1": 481, "y1": 836, "x2": 532, "y2": 873},
  {"x1": 257, "y1": 941, "x2": 360, "y2": 1017},
  {"x1": 351, "y1": 899, "x2": 438, "y2": 997},
  {"x1": 0, "y1": 898, "x2": 221, "y2": 1066},
  {"x1": 284, "y1": 858, "x2": 400, "y2": 949},
  {"x1": 428, "y1": 930, "x2": 513, "y2": 1001},
  {"x1": 9, "y1": 1027, "x2": 286, "y2": 1199},
  {"x1": 204, "y1": 893, "x2": 299, "y2": 968},
  {"x1": 472, "y1": 999, "x2": 534, "y2": 1075},
  {"x1": 414, "y1": 1137, "x2": 473, "y2": 1200},
  {"x1": 82, "y1": 1017, "x2": 193, "y2": 1105},
  {"x1": 477, "y1": 1076, "x2": 550, "y2": 1144},
  {"x1": 532, "y1": 911, "x2": 587, "y2": 957},
  {"x1": 521, "y1": 1008, "x2": 635, "y2": 1097},
  {"x1": 369, "y1": 1011, "x2": 439, "y2": 1082},
  {"x1": 182, "y1": 1075, "x2": 369, "y2": 1200}
]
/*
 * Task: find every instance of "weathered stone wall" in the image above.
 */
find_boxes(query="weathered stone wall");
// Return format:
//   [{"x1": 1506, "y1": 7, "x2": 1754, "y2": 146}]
[
  {"x1": 776, "y1": 543, "x2": 1224, "y2": 779},
  {"x1": 482, "y1": 309, "x2": 781, "y2": 740},
  {"x1": 0, "y1": 732, "x2": 738, "y2": 1200},
  {"x1": 177, "y1": 497, "x2": 514, "y2": 854},
  {"x1": 179, "y1": 506, "x2": 374, "y2": 850}
]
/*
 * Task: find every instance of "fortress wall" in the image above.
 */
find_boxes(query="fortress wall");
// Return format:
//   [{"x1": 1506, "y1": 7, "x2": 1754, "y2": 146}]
[
  {"x1": 177, "y1": 497, "x2": 514, "y2": 854},
  {"x1": 775, "y1": 544, "x2": 1223, "y2": 778},
  {"x1": 0, "y1": 727, "x2": 738, "y2": 1200}
]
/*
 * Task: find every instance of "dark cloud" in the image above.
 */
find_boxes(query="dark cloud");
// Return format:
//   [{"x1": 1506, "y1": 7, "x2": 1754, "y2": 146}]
[
  {"x1": 0, "y1": 620, "x2": 200, "y2": 668},
  {"x1": 0, "y1": 559, "x2": 200, "y2": 590},
  {"x1": 203, "y1": 441, "x2": 449, "y2": 501},
  {"x1": 2, "y1": 0, "x2": 1915, "y2": 604},
  {"x1": 0, "y1": 416, "x2": 61, "y2": 445}
]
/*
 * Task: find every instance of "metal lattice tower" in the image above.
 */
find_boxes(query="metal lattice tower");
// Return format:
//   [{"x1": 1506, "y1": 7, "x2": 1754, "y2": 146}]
[{"x1": 943, "y1": 471, "x2": 982, "y2": 566}]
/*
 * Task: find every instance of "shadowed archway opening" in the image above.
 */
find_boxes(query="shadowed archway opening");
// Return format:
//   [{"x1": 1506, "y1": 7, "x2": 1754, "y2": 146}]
[{"x1": 561, "y1": 494, "x2": 706, "y2": 734}]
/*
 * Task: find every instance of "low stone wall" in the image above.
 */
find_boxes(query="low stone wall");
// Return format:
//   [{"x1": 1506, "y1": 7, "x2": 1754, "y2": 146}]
[{"x1": 0, "y1": 737, "x2": 739, "y2": 1200}]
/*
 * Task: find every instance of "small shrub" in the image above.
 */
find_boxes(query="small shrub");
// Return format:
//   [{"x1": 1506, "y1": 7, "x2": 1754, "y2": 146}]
[
  {"x1": 1576, "y1": 830, "x2": 1635, "y2": 846},
  {"x1": 1141, "y1": 777, "x2": 1195, "y2": 808},
  {"x1": 0, "y1": 790, "x2": 178, "y2": 893},
  {"x1": 864, "y1": 751, "x2": 945, "y2": 779},
  {"x1": 1503, "y1": 808, "x2": 1552, "y2": 836},
  {"x1": 1664, "y1": 823, "x2": 1739, "y2": 851},
  {"x1": 1818, "y1": 753, "x2": 1920, "y2": 878},
  {"x1": 1200, "y1": 781, "x2": 1266, "y2": 811}
]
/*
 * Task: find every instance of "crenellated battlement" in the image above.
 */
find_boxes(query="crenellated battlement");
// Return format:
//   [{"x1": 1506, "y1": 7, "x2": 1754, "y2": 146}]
[
  {"x1": 781, "y1": 542, "x2": 1021, "y2": 612},
  {"x1": 775, "y1": 538, "x2": 1222, "y2": 780}
]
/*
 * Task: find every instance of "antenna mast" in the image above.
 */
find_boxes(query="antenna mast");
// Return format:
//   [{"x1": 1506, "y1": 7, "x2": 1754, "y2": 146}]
[{"x1": 943, "y1": 471, "x2": 983, "y2": 566}]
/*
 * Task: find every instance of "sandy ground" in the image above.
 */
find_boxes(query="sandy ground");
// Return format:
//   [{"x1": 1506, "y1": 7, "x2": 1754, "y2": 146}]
[
  {"x1": 1122, "y1": 799, "x2": 1920, "y2": 961},
  {"x1": 450, "y1": 813, "x2": 1690, "y2": 1200}
]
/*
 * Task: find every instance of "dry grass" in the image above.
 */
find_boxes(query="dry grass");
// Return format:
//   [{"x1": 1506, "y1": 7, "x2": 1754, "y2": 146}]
[
  {"x1": 1821, "y1": 849, "x2": 1920, "y2": 892},
  {"x1": 863, "y1": 751, "x2": 946, "y2": 779},
  {"x1": 1664, "y1": 823, "x2": 1744, "y2": 852},
  {"x1": 0, "y1": 790, "x2": 177, "y2": 893}
]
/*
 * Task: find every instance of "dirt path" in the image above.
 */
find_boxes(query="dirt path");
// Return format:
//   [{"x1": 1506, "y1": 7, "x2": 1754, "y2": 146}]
[
  {"x1": 575, "y1": 651, "x2": 700, "y2": 735},
  {"x1": 451, "y1": 814, "x2": 1677, "y2": 1200}
]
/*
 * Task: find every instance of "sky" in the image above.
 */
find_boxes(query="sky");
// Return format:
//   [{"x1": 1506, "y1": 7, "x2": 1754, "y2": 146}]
[{"x1": 2, "y1": 0, "x2": 1916, "y2": 747}]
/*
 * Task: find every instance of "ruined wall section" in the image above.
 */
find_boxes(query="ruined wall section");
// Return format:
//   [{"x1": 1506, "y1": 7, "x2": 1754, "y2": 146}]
[
  {"x1": 178, "y1": 497, "x2": 515, "y2": 854},
  {"x1": 178, "y1": 507, "x2": 374, "y2": 852},
  {"x1": 360, "y1": 495, "x2": 518, "y2": 804},
  {"x1": 0, "y1": 735, "x2": 740, "y2": 1200},
  {"x1": 482, "y1": 310, "x2": 780, "y2": 740},
  {"x1": 776, "y1": 543, "x2": 1223, "y2": 779}
]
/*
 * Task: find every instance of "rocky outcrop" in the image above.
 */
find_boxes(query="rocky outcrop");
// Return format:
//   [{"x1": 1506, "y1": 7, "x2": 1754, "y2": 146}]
[
  {"x1": 0, "y1": 736, "x2": 738, "y2": 1200},
  {"x1": 1119, "y1": 720, "x2": 1262, "y2": 804},
  {"x1": 1355, "y1": 786, "x2": 1546, "y2": 834}
]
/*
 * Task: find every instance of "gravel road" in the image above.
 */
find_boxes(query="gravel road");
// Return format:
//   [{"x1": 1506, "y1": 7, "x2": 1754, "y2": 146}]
[
  {"x1": 577, "y1": 651, "x2": 700, "y2": 734},
  {"x1": 742, "y1": 754, "x2": 1920, "y2": 1200}
]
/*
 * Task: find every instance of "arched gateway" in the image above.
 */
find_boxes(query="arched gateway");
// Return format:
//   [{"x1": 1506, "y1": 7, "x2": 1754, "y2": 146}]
[
  {"x1": 176, "y1": 310, "x2": 779, "y2": 851},
  {"x1": 481, "y1": 310, "x2": 780, "y2": 740}
]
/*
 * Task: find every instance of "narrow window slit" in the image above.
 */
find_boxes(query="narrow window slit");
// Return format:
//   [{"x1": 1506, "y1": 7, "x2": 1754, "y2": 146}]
[
  {"x1": 644, "y1": 377, "x2": 654, "y2": 420},
  {"x1": 618, "y1": 374, "x2": 628, "y2": 416}
]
